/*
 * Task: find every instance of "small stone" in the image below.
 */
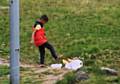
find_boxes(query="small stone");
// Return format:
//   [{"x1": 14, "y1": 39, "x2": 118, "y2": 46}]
[{"x1": 101, "y1": 67, "x2": 118, "y2": 76}]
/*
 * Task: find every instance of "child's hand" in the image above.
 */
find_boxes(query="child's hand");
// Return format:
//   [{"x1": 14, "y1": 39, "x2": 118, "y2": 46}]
[{"x1": 30, "y1": 40, "x2": 34, "y2": 44}]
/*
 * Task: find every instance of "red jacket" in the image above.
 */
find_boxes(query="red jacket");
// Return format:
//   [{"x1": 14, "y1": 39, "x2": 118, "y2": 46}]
[{"x1": 33, "y1": 27, "x2": 47, "y2": 47}]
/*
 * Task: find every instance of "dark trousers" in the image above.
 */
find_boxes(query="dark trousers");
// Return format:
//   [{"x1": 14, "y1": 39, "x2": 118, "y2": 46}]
[{"x1": 38, "y1": 42, "x2": 58, "y2": 64}]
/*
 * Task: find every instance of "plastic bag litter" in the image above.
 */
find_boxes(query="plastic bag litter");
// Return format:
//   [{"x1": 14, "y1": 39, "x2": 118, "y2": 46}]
[
  {"x1": 50, "y1": 64, "x2": 62, "y2": 69},
  {"x1": 64, "y1": 59, "x2": 83, "y2": 70}
]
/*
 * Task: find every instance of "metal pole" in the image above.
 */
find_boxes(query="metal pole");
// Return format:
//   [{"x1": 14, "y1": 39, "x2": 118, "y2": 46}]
[{"x1": 10, "y1": 0, "x2": 20, "y2": 84}]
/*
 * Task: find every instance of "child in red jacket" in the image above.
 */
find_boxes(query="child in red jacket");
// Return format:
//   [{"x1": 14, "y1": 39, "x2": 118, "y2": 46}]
[{"x1": 31, "y1": 15, "x2": 58, "y2": 67}]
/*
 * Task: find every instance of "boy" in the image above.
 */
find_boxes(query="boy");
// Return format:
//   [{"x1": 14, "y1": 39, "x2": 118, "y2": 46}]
[{"x1": 31, "y1": 15, "x2": 58, "y2": 67}]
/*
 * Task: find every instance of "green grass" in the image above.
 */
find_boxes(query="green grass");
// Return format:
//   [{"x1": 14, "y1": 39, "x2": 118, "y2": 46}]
[
  {"x1": 0, "y1": 65, "x2": 9, "y2": 84},
  {"x1": 56, "y1": 72, "x2": 76, "y2": 84},
  {"x1": 0, "y1": 65, "x2": 9, "y2": 77},
  {"x1": 0, "y1": 0, "x2": 120, "y2": 84}
]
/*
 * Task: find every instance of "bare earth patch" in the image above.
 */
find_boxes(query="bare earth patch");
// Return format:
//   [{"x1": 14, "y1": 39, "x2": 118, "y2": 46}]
[
  {"x1": 0, "y1": 6, "x2": 9, "y2": 10},
  {"x1": 0, "y1": 58, "x2": 70, "y2": 84}
]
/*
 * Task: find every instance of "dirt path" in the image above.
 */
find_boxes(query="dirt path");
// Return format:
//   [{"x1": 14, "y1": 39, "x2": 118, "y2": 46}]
[
  {"x1": 0, "y1": 58, "x2": 70, "y2": 84},
  {"x1": 0, "y1": 6, "x2": 9, "y2": 10},
  {"x1": 41, "y1": 69, "x2": 69, "y2": 84}
]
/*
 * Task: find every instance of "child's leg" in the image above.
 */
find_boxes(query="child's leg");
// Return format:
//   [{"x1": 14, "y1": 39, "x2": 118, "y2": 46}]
[
  {"x1": 44, "y1": 42, "x2": 58, "y2": 60},
  {"x1": 38, "y1": 45, "x2": 45, "y2": 64}
]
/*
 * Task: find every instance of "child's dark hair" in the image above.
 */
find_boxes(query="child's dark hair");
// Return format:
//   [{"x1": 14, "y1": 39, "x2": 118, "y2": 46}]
[{"x1": 40, "y1": 15, "x2": 49, "y2": 22}]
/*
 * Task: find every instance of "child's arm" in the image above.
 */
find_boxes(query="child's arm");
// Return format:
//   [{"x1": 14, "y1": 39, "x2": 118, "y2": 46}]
[
  {"x1": 31, "y1": 30, "x2": 36, "y2": 43},
  {"x1": 31, "y1": 24, "x2": 41, "y2": 43}
]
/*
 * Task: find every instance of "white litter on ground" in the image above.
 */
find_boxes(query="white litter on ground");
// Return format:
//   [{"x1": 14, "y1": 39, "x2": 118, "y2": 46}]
[
  {"x1": 50, "y1": 58, "x2": 83, "y2": 70},
  {"x1": 50, "y1": 64, "x2": 62, "y2": 69},
  {"x1": 64, "y1": 59, "x2": 83, "y2": 70}
]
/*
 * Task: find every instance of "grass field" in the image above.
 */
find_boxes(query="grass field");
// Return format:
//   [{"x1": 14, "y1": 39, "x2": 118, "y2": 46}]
[{"x1": 0, "y1": 0, "x2": 120, "y2": 84}]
